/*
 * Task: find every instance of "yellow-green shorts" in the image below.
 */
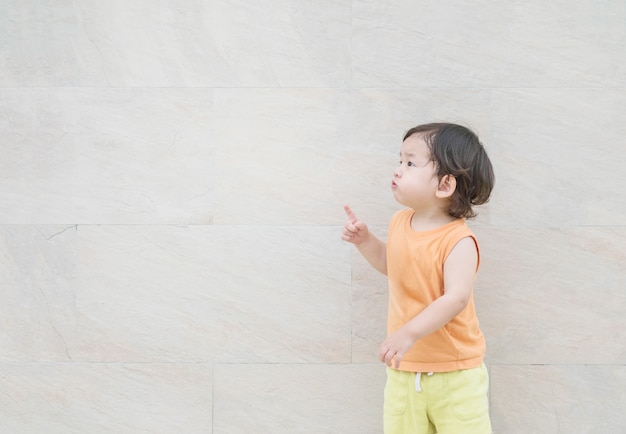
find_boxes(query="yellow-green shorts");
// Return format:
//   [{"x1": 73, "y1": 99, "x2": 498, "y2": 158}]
[{"x1": 384, "y1": 364, "x2": 492, "y2": 434}]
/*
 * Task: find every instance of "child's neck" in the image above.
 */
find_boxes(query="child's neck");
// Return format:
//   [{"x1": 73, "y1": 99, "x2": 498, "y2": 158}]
[{"x1": 409, "y1": 208, "x2": 456, "y2": 232}]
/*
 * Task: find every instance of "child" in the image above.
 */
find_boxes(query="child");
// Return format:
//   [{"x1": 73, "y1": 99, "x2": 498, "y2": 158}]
[{"x1": 342, "y1": 123, "x2": 495, "y2": 433}]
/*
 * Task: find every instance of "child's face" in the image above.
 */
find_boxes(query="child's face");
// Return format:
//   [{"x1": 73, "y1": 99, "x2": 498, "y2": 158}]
[{"x1": 391, "y1": 134, "x2": 441, "y2": 210}]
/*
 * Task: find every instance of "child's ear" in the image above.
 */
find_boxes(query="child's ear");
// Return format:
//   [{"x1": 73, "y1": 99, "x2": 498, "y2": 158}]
[{"x1": 435, "y1": 174, "x2": 456, "y2": 199}]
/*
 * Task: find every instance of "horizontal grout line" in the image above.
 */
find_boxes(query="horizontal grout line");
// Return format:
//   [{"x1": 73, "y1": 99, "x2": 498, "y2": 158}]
[
  {"x1": 0, "y1": 361, "x2": 623, "y2": 368},
  {"x1": 2, "y1": 86, "x2": 626, "y2": 91},
  {"x1": 0, "y1": 224, "x2": 624, "y2": 228},
  {"x1": 0, "y1": 361, "x2": 381, "y2": 366},
  {"x1": 486, "y1": 363, "x2": 626, "y2": 367}
]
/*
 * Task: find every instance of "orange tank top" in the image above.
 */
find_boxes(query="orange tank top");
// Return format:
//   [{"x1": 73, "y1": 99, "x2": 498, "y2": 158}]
[{"x1": 386, "y1": 209, "x2": 485, "y2": 372}]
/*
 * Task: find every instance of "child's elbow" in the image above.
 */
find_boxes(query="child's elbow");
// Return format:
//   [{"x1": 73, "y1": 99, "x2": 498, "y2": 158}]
[{"x1": 448, "y1": 291, "x2": 471, "y2": 314}]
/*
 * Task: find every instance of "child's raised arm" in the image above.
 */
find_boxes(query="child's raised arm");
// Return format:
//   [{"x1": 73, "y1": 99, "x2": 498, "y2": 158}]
[{"x1": 341, "y1": 205, "x2": 387, "y2": 275}]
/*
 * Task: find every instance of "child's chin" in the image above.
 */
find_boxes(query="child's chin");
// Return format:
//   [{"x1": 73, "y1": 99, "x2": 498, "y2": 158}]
[{"x1": 392, "y1": 193, "x2": 407, "y2": 206}]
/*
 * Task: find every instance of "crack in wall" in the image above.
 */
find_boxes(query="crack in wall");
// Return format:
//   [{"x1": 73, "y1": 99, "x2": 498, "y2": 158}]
[
  {"x1": 46, "y1": 225, "x2": 78, "y2": 241},
  {"x1": 37, "y1": 285, "x2": 73, "y2": 361}
]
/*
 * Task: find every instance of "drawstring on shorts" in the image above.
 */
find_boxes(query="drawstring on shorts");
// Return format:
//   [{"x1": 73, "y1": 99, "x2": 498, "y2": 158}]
[{"x1": 415, "y1": 371, "x2": 434, "y2": 392}]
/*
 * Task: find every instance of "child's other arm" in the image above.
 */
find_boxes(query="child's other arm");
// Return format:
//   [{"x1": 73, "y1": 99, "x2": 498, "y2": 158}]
[
  {"x1": 380, "y1": 236, "x2": 478, "y2": 368},
  {"x1": 341, "y1": 205, "x2": 387, "y2": 275}
]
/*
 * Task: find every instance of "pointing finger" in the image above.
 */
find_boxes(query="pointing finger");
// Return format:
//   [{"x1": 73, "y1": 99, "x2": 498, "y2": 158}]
[{"x1": 343, "y1": 204, "x2": 357, "y2": 222}]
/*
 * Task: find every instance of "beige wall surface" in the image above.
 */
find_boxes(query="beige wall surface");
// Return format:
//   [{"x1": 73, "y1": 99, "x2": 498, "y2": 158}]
[{"x1": 1, "y1": 1, "x2": 625, "y2": 433}]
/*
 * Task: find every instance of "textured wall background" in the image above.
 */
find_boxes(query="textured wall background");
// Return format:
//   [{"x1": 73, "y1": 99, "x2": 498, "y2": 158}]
[{"x1": 1, "y1": 1, "x2": 625, "y2": 433}]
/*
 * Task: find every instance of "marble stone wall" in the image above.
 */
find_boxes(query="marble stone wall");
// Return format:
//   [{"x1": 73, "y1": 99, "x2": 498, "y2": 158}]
[{"x1": 1, "y1": 1, "x2": 625, "y2": 433}]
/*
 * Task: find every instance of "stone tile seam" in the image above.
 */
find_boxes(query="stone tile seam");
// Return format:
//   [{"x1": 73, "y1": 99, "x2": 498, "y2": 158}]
[
  {"x1": 2, "y1": 224, "x2": 625, "y2": 228},
  {"x1": 2, "y1": 85, "x2": 626, "y2": 90}
]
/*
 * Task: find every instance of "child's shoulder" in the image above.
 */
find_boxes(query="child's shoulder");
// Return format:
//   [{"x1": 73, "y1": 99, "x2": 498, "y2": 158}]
[
  {"x1": 388, "y1": 208, "x2": 413, "y2": 227},
  {"x1": 391, "y1": 208, "x2": 413, "y2": 220}
]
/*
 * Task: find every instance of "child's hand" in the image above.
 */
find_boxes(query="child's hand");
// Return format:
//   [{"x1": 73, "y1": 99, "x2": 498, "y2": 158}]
[
  {"x1": 341, "y1": 205, "x2": 369, "y2": 245},
  {"x1": 379, "y1": 327, "x2": 415, "y2": 369}
]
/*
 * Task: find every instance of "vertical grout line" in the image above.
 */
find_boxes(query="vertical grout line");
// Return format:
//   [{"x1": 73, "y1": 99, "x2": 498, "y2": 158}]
[
  {"x1": 210, "y1": 87, "x2": 219, "y2": 226},
  {"x1": 349, "y1": 0, "x2": 354, "y2": 89},
  {"x1": 73, "y1": 0, "x2": 78, "y2": 86},
  {"x1": 349, "y1": 246, "x2": 353, "y2": 364},
  {"x1": 211, "y1": 364, "x2": 215, "y2": 434},
  {"x1": 487, "y1": 363, "x2": 493, "y2": 426}
]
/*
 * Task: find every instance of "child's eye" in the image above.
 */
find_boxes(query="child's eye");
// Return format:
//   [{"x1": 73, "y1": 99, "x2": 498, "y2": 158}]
[{"x1": 407, "y1": 161, "x2": 415, "y2": 167}]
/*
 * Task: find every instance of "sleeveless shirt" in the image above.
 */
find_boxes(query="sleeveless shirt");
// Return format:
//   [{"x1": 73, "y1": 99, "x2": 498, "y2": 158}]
[{"x1": 386, "y1": 209, "x2": 486, "y2": 372}]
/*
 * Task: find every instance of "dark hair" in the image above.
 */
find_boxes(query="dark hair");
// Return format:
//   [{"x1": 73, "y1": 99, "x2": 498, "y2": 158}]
[{"x1": 403, "y1": 123, "x2": 495, "y2": 219}]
